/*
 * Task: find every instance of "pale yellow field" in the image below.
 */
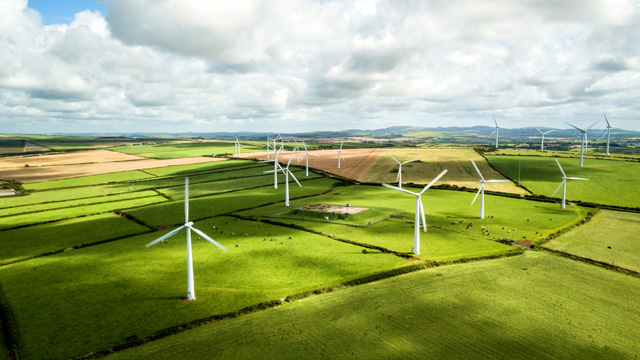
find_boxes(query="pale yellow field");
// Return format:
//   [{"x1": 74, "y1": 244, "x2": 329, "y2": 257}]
[{"x1": 358, "y1": 148, "x2": 528, "y2": 195}]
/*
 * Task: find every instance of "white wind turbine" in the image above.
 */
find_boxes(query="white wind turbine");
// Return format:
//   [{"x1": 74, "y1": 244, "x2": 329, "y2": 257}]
[
  {"x1": 145, "y1": 177, "x2": 227, "y2": 301},
  {"x1": 469, "y1": 159, "x2": 510, "y2": 219},
  {"x1": 263, "y1": 135, "x2": 274, "y2": 160},
  {"x1": 565, "y1": 120, "x2": 599, "y2": 167},
  {"x1": 234, "y1": 137, "x2": 242, "y2": 158},
  {"x1": 265, "y1": 148, "x2": 302, "y2": 206},
  {"x1": 298, "y1": 140, "x2": 320, "y2": 176},
  {"x1": 535, "y1": 128, "x2": 555, "y2": 150},
  {"x1": 387, "y1": 153, "x2": 418, "y2": 189},
  {"x1": 336, "y1": 141, "x2": 345, "y2": 168},
  {"x1": 382, "y1": 170, "x2": 448, "y2": 255},
  {"x1": 259, "y1": 147, "x2": 281, "y2": 189},
  {"x1": 292, "y1": 137, "x2": 301, "y2": 162},
  {"x1": 490, "y1": 116, "x2": 509, "y2": 148},
  {"x1": 552, "y1": 159, "x2": 588, "y2": 209},
  {"x1": 602, "y1": 112, "x2": 617, "y2": 156}
]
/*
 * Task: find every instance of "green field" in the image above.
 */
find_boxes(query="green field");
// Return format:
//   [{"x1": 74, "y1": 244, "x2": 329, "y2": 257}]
[
  {"x1": 108, "y1": 141, "x2": 264, "y2": 159},
  {"x1": 545, "y1": 210, "x2": 640, "y2": 272},
  {"x1": 489, "y1": 148, "x2": 640, "y2": 162},
  {"x1": 105, "y1": 252, "x2": 640, "y2": 360},
  {"x1": 486, "y1": 155, "x2": 640, "y2": 208},
  {"x1": 0, "y1": 216, "x2": 405, "y2": 360}
]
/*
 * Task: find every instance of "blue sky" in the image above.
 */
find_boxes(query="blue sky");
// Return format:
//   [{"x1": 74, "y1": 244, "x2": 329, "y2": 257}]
[
  {"x1": 1, "y1": 0, "x2": 639, "y2": 134},
  {"x1": 28, "y1": 0, "x2": 105, "y2": 25}
]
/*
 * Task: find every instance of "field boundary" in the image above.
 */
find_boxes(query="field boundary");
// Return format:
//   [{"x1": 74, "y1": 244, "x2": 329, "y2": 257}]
[
  {"x1": 0, "y1": 284, "x2": 21, "y2": 360},
  {"x1": 533, "y1": 247, "x2": 640, "y2": 279},
  {"x1": 71, "y1": 249, "x2": 524, "y2": 360}
]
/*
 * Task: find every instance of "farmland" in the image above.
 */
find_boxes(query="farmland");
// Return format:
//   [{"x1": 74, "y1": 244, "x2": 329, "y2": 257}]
[
  {"x1": 108, "y1": 141, "x2": 264, "y2": 159},
  {"x1": 0, "y1": 144, "x2": 638, "y2": 360},
  {"x1": 106, "y1": 252, "x2": 640, "y2": 360},
  {"x1": 485, "y1": 155, "x2": 640, "y2": 208}
]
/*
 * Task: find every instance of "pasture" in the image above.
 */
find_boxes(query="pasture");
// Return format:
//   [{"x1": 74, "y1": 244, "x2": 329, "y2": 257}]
[
  {"x1": 485, "y1": 155, "x2": 640, "y2": 208},
  {"x1": 544, "y1": 209, "x2": 640, "y2": 272},
  {"x1": 359, "y1": 148, "x2": 527, "y2": 194},
  {"x1": 105, "y1": 252, "x2": 640, "y2": 360}
]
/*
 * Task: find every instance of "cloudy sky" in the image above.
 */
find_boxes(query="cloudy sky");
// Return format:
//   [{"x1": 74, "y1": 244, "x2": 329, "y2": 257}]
[{"x1": 0, "y1": 0, "x2": 639, "y2": 134}]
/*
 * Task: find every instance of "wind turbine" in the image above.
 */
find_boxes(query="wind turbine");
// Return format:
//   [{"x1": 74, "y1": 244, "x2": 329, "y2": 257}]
[
  {"x1": 387, "y1": 153, "x2": 418, "y2": 189},
  {"x1": 292, "y1": 137, "x2": 301, "y2": 162},
  {"x1": 265, "y1": 148, "x2": 301, "y2": 206},
  {"x1": 298, "y1": 140, "x2": 320, "y2": 176},
  {"x1": 382, "y1": 170, "x2": 448, "y2": 255},
  {"x1": 602, "y1": 112, "x2": 617, "y2": 156},
  {"x1": 234, "y1": 137, "x2": 242, "y2": 158},
  {"x1": 263, "y1": 136, "x2": 273, "y2": 160},
  {"x1": 336, "y1": 141, "x2": 345, "y2": 168},
  {"x1": 145, "y1": 177, "x2": 227, "y2": 301},
  {"x1": 552, "y1": 159, "x2": 589, "y2": 209},
  {"x1": 469, "y1": 159, "x2": 510, "y2": 219},
  {"x1": 490, "y1": 116, "x2": 509, "y2": 148},
  {"x1": 565, "y1": 120, "x2": 599, "y2": 167},
  {"x1": 259, "y1": 147, "x2": 281, "y2": 189},
  {"x1": 535, "y1": 128, "x2": 555, "y2": 150}
]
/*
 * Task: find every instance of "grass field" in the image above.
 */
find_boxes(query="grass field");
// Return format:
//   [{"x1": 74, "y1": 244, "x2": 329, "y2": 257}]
[
  {"x1": 544, "y1": 210, "x2": 640, "y2": 272},
  {"x1": 22, "y1": 170, "x2": 155, "y2": 190},
  {"x1": 489, "y1": 148, "x2": 640, "y2": 161},
  {"x1": 0, "y1": 216, "x2": 405, "y2": 360},
  {"x1": 485, "y1": 155, "x2": 640, "y2": 208},
  {"x1": 359, "y1": 148, "x2": 526, "y2": 195},
  {"x1": 239, "y1": 184, "x2": 589, "y2": 259},
  {"x1": 108, "y1": 141, "x2": 264, "y2": 159},
  {"x1": 105, "y1": 252, "x2": 640, "y2": 360}
]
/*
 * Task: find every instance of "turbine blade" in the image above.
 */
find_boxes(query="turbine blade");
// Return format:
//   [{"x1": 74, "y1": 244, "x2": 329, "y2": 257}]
[
  {"x1": 419, "y1": 198, "x2": 427, "y2": 232},
  {"x1": 564, "y1": 122, "x2": 585, "y2": 132},
  {"x1": 566, "y1": 177, "x2": 589, "y2": 181},
  {"x1": 188, "y1": 226, "x2": 228, "y2": 252},
  {"x1": 310, "y1": 153, "x2": 320, "y2": 157},
  {"x1": 146, "y1": 225, "x2": 186, "y2": 247},
  {"x1": 402, "y1": 159, "x2": 419, "y2": 165},
  {"x1": 551, "y1": 180, "x2": 564, "y2": 196},
  {"x1": 544, "y1": 129, "x2": 555, "y2": 135},
  {"x1": 490, "y1": 129, "x2": 496, "y2": 137},
  {"x1": 493, "y1": 115, "x2": 498, "y2": 127},
  {"x1": 484, "y1": 179, "x2": 510, "y2": 183},
  {"x1": 340, "y1": 140, "x2": 344, "y2": 150},
  {"x1": 387, "y1": 153, "x2": 400, "y2": 164},
  {"x1": 535, "y1": 128, "x2": 544, "y2": 135},
  {"x1": 471, "y1": 186, "x2": 482, "y2": 205},
  {"x1": 420, "y1": 169, "x2": 448, "y2": 194},
  {"x1": 382, "y1": 183, "x2": 418, "y2": 196},
  {"x1": 289, "y1": 170, "x2": 302, "y2": 187},
  {"x1": 470, "y1": 159, "x2": 484, "y2": 180},
  {"x1": 586, "y1": 120, "x2": 600, "y2": 130},
  {"x1": 555, "y1": 159, "x2": 566, "y2": 177},
  {"x1": 184, "y1": 177, "x2": 189, "y2": 223}
]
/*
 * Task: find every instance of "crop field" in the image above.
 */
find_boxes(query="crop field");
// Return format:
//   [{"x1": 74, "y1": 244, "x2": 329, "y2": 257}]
[
  {"x1": 358, "y1": 148, "x2": 527, "y2": 194},
  {"x1": 0, "y1": 149, "x2": 637, "y2": 360},
  {"x1": 490, "y1": 148, "x2": 640, "y2": 161},
  {"x1": 544, "y1": 209, "x2": 640, "y2": 272},
  {"x1": 485, "y1": 155, "x2": 640, "y2": 208},
  {"x1": 108, "y1": 141, "x2": 264, "y2": 159},
  {"x1": 239, "y1": 184, "x2": 589, "y2": 259},
  {"x1": 105, "y1": 252, "x2": 640, "y2": 360}
]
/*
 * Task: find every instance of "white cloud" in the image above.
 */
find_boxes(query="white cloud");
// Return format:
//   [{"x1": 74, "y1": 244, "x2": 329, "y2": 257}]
[{"x1": 0, "y1": 0, "x2": 639, "y2": 134}]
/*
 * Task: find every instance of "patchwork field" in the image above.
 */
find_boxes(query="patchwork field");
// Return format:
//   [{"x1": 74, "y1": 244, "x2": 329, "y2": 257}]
[
  {"x1": 544, "y1": 209, "x2": 640, "y2": 272},
  {"x1": 486, "y1": 155, "x2": 640, "y2": 208},
  {"x1": 105, "y1": 252, "x2": 640, "y2": 360},
  {"x1": 359, "y1": 148, "x2": 527, "y2": 194},
  {"x1": 0, "y1": 150, "x2": 143, "y2": 168},
  {"x1": 108, "y1": 141, "x2": 264, "y2": 159},
  {"x1": 0, "y1": 149, "x2": 637, "y2": 360}
]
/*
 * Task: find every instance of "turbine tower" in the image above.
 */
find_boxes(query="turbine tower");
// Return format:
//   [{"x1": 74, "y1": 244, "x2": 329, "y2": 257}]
[
  {"x1": 535, "y1": 128, "x2": 555, "y2": 150},
  {"x1": 145, "y1": 177, "x2": 227, "y2": 301},
  {"x1": 387, "y1": 153, "x2": 418, "y2": 189},
  {"x1": 565, "y1": 120, "x2": 599, "y2": 167},
  {"x1": 382, "y1": 170, "x2": 448, "y2": 255},
  {"x1": 602, "y1": 112, "x2": 616, "y2": 156},
  {"x1": 470, "y1": 159, "x2": 510, "y2": 219},
  {"x1": 490, "y1": 116, "x2": 508, "y2": 148},
  {"x1": 298, "y1": 140, "x2": 320, "y2": 176},
  {"x1": 265, "y1": 148, "x2": 302, "y2": 206},
  {"x1": 336, "y1": 141, "x2": 345, "y2": 168},
  {"x1": 552, "y1": 159, "x2": 589, "y2": 209}
]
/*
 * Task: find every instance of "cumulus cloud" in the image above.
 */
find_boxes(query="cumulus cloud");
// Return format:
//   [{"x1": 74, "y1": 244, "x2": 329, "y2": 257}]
[{"x1": 0, "y1": 0, "x2": 639, "y2": 133}]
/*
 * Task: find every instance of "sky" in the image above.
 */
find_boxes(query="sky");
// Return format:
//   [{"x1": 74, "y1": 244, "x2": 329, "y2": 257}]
[{"x1": 0, "y1": 0, "x2": 639, "y2": 134}]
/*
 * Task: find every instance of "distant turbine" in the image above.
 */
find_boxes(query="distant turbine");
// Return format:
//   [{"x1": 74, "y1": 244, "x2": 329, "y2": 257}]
[
  {"x1": 263, "y1": 136, "x2": 273, "y2": 160},
  {"x1": 298, "y1": 140, "x2": 320, "y2": 176},
  {"x1": 387, "y1": 153, "x2": 418, "y2": 189},
  {"x1": 470, "y1": 159, "x2": 510, "y2": 219},
  {"x1": 145, "y1": 177, "x2": 227, "y2": 301},
  {"x1": 602, "y1": 112, "x2": 617, "y2": 156},
  {"x1": 292, "y1": 137, "x2": 301, "y2": 162},
  {"x1": 382, "y1": 170, "x2": 448, "y2": 255},
  {"x1": 565, "y1": 120, "x2": 599, "y2": 167},
  {"x1": 265, "y1": 148, "x2": 302, "y2": 206},
  {"x1": 535, "y1": 128, "x2": 555, "y2": 150},
  {"x1": 552, "y1": 159, "x2": 589, "y2": 209},
  {"x1": 490, "y1": 116, "x2": 509, "y2": 148},
  {"x1": 336, "y1": 141, "x2": 345, "y2": 168},
  {"x1": 234, "y1": 137, "x2": 242, "y2": 158}
]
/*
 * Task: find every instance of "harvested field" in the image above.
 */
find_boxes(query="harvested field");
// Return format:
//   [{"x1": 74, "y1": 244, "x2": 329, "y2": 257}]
[
  {"x1": 1, "y1": 155, "x2": 226, "y2": 183},
  {"x1": 242, "y1": 148, "x2": 385, "y2": 179},
  {"x1": 0, "y1": 150, "x2": 144, "y2": 168},
  {"x1": 301, "y1": 204, "x2": 369, "y2": 214}
]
